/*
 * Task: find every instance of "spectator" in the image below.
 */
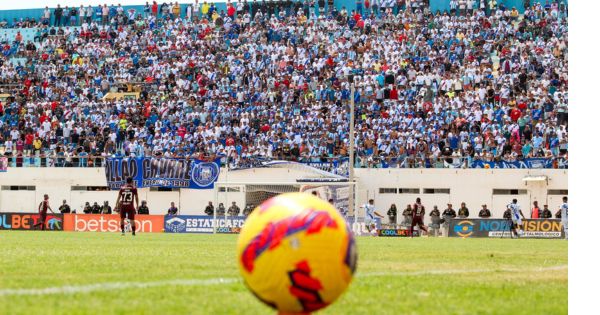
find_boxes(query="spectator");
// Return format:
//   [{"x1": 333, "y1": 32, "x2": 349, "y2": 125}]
[
  {"x1": 101, "y1": 201, "x2": 112, "y2": 214},
  {"x1": 458, "y1": 202, "x2": 470, "y2": 218},
  {"x1": 540, "y1": 205, "x2": 552, "y2": 218},
  {"x1": 0, "y1": 1, "x2": 568, "y2": 171},
  {"x1": 138, "y1": 201, "x2": 150, "y2": 214},
  {"x1": 531, "y1": 201, "x2": 540, "y2": 219},
  {"x1": 91, "y1": 202, "x2": 102, "y2": 214},
  {"x1": 503, "y1": 205, "x2": 512, "y2": 220},
  {"x1": 167, "y1": 202, "x2": 179, "y2": 215},
  {"x1": 387, "y1": 204, "x2": 397, "y2": 226},
  {"x1": 205, "y1": 202, "x2": 215, "y2": 216},
  {"x1": 228, "y1": 201, "x2": 241, "y2": 217},
  {"x1": 555, "y1": 207, "x2": 562, "y2": 219},
  {"x1": 400, "y1": 204, "x2": 413, "y2": 228},
  {"x1": 83, "y1": 202, "x2": 92, "y2": 214},
  {"x1": 478, "y1": 204, "x2": 491, "y2": 218},
  {"x1": 243, "y1": 204, "x2": 254, "y2": 216},
  {"x1": 429, "y1": 205, "x2": 442, "y2": 237},
  {"x1": 442, "y1": 203, "x2": 457, "y2": 236},
  {"x1": 216, "y1": 203, "x2": 226, "y2": 216},
  {"x1": 59, "y1": 200, "x2": 71, "y2": 214}
]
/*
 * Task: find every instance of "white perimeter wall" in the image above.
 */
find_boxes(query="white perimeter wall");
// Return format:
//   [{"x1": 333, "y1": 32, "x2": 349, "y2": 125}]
[{"x1": 0, "y1": 168, "x2": 567, "y2": 222}]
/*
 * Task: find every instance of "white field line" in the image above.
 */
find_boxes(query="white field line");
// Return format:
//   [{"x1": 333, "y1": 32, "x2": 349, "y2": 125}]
[
  {"x1": 0, "y1": 278, "x2": 238, "y2": 297},
  {"x1": 358, "y1": 264, "x2": 567, "y2": 277},
  {"x1": 0, "y1": 265, "x2": 567, "y2": 297}
]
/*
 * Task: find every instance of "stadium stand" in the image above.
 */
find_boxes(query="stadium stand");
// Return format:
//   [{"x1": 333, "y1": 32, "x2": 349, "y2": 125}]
[{"x1": 0, "y1": 1, "x2": 568, "y2": 169}]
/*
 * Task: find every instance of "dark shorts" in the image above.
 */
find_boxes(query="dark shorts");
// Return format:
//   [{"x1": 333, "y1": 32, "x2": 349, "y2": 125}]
[
  {"x1": 411, "y1": 217, "x2": 424, "y2": 227},
  {"x1": 120, "y1": 206, "x2": 135, "y2": 221},
  {"x1": 39, "y1": 212, "x2": 47, "y2": 226}
]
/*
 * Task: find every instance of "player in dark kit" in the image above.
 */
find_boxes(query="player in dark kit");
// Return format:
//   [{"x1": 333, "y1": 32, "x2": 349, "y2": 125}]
[
  {"x1": 34, "y1": 194, "x2": 55, "y2": 230},
  {"x1": 115, "y1": 177, "x2": 139, "y2": 236},
  {"x1": 411, "y1": 198, "x2": 429, "y2": 237}
]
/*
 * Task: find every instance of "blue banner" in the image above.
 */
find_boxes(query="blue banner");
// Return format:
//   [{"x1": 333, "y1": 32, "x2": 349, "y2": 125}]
[
  {"x1": 105, "y1": 158, "x2": 219, "y2": 190},
  {"x1": 471, "y1": 158, "x2": 567, "y2": 169},
  {"x1": 164, "y1": 215, "x2": 246, "y2": 234}
]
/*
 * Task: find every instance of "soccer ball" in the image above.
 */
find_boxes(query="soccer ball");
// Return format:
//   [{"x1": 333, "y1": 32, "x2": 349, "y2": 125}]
[{"x1": 237, "y1": 192, "x2": 357, "y2": 313}]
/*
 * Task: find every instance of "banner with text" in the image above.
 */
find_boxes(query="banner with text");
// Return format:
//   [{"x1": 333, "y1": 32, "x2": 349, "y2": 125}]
[
  {"x1": 345, "y1": 217, "x2": 381, "y2": 236},
  {"x1": 378, "y1": 229, "x2": 421, "y2": 237},
  {"x1": 63, "y1": 214, "x2": 164, "y2": 233},
  {"x1": 449, "y1": 218, "x2": 564, "y2": 238},
  {"x1": 164, "y1": 215, "x2": 246, "y2": 233},
  {"x1": 105, "y1": 157, "x2": 220, "y2": 190},
  {"x1": 472, "y1": 158, "x2": 567, "y2": 169},
  {"x1": 0, "y1": 213, "x2": 63, "y2": 231}
]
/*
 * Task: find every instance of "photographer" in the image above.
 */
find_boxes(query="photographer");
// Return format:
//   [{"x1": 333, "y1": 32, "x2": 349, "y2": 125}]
[
  {"x1": 429, "y1": 205, "x2": 442, "y2": 237},
  {"x1": 442, "y1": 203, "x2": 457, "y2": 236},
  {"x1": 401, "y1": 204, "x2": 413, "y2": 229},
  {"x1": 458, "y1": 202, "x2": 469, "y2": 218},
  {"x1": 138, "y1": 200, "x2": 150, "y2": 215},
  {"x1": 479, "y1": 204, "x2": 491, "y2": 218},
  {"x1": 387, "y1": 204, "x2": 398, "y2": 226},
  {"x1": 204, "y1": 201, "x2": 215, "y2": 216},
  {"x1": 59, "y1": 200, "x2": 71, "y2": 214},
  {"x1": 541, "y1": 205, "x2": 552, "y2": 218}
]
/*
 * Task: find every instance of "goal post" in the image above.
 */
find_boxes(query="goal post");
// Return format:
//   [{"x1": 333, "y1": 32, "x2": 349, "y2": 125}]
[{"x1": 212, "y1": 180, "x2": 358, "y2": 234}]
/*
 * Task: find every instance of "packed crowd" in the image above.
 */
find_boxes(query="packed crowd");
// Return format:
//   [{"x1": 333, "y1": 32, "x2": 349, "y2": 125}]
[{"x1": 0, "y1": 0, "x2": 568, "y2": 169}]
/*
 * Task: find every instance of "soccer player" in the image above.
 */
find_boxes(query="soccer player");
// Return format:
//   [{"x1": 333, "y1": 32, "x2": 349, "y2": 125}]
[
  {"x1": 508, "y1": 199, "x2": 526, "y2": 238},
  {"x1": 362, "y1": 199, "x2": 383, "y2": 233},
  {"x1": 560, "y1": 196, "x2": 568, "y2": 240},
  {"x1": 411, "y1": 198, "x2": 429, "y2": 237},
  {"x1": 115, "y1": 177, "x2": 139, "y2": 236},
  {"x1": 34, "y1": 194, "x2": 55, "y2": 230}
]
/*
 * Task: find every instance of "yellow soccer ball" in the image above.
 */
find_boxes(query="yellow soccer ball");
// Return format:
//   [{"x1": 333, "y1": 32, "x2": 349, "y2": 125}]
[{"x1": 237, "y1": 192, "x2": 357, "y2": 313}]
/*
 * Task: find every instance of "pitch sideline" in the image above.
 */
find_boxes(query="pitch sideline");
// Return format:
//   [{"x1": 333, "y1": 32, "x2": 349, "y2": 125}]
[{"x1": 0, "y1": 265, "x2": 567, "y2": 297}]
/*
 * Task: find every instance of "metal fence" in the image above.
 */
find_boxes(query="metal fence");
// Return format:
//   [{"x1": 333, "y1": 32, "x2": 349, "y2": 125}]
[{"x1": 0, "y1": 154, "x2": 568, "y2": 172}]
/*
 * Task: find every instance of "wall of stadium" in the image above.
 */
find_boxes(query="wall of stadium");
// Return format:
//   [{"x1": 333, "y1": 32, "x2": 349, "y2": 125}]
[{"x1": 0, "y1": 167, "x2": 567, "y2": 222}]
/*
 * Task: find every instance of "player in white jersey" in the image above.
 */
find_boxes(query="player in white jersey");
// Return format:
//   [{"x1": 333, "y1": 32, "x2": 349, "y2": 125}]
[
  {"x1": 508, "y1": 199, "x2": 525, "y2": 238},
  {"x1": 362, "y1": 199, "x2": 384, "y2": 233},
  {"x1": 560, "y1": 196, "x2": 568, "y2": 240}
]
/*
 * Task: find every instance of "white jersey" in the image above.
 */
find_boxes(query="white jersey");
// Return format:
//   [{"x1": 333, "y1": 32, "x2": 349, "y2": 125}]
[
  {"x1": 509, "y1": 203, "x2": 521, "y2": 220},
  {"x1": 364, "y1": 204, "x2": 376, "y2": 220},
  {"x1": 560, "y1": 203, "x2": 568, "y2": 222}
]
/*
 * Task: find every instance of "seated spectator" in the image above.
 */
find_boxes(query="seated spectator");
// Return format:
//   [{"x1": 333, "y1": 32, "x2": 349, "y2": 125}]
[
  {"x1": 227, "y1": 202, "x2": 240, "y2": 217},
  {"x1": 138, "y1": 201, "x2": 150, "y2": 215},
  {"x1": 59, "y1": 200, "x2": 71, "y2": 214},
  {"x1": 167, "y1": 202, "x2": 178, "y2": 215},
  {"x1": 478, "y1": 204, "x2": 491, "y2": 218}
]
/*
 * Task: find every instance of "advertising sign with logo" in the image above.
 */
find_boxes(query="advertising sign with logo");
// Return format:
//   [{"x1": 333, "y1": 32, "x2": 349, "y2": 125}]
[
  {"x1": 449, "y1": 219, "x2": 564, "y2": 238},
  {"x1": 377, "y1": 229, "x2": 421, "y2": 237},
  {"x1": 63, "y1": 214, "x2": 164, "y2": 233},
  {"x1": 344, "y1": 217, "x2": 381, "y2": 236},
  {"x1": 105, "y1": 157, "x2": 220, "y2": 190},
  {"x1": 164, "y1": 216, "x2": 246, "y2": 233},
  {"x1": 0, "y1": 213, "x2": 63, "y2": 230}
]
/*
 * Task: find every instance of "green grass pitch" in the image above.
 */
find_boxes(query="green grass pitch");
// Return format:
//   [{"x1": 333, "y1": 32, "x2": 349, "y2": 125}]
[{"x1": 0, "y1": 232, "x2": 567, "y2": 315}]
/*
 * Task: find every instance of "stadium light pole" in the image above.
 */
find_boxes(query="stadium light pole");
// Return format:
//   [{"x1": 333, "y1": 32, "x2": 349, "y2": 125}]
[{"x1": 348, "y1": 79, "x2": 355, "y2": 217}]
